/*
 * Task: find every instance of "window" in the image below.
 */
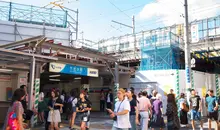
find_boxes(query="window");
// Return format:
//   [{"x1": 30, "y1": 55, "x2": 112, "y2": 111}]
[
  {"x1": 125, "y1": 42, "x2": 130, "y2": 48},
  {"x1": 112, "y1": 45, "x2": 116, "y2": 50},
  {"x1": 119, "y1": 43, "x2": 124, "y2": 49}
]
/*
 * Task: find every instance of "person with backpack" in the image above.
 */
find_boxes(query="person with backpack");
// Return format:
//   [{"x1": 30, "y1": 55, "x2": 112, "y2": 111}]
[{"x1": 67, "y1": 90, "x2": 78, "y2": 129}]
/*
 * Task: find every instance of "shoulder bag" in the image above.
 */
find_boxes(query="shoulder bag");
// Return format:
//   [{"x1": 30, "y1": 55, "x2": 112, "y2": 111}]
[{"x1": 112, "y1": 100, "x2": 124, "y2": 121}]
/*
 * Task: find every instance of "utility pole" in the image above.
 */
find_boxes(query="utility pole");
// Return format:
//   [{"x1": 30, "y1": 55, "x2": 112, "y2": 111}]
[
  {"x1": 184, "y1": 0, "x2": 191, "y2": 101},
  {"x1": 111, "y1": 16, "x2": 135, "y2": 103},
  {"x1": 112, "y1": 15, "x2": 136, "y2": 53}
]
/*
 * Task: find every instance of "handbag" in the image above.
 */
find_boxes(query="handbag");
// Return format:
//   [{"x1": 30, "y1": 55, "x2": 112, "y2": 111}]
[
  {"x1": 6, "y1": 102, "x2": 20, "y2": 130},
  {"x1": 111, "y1": 99, "x2": 124, "y2": 121},
  {"x1": 182, "y1": 103, "x2": 189, "y2": 112}
]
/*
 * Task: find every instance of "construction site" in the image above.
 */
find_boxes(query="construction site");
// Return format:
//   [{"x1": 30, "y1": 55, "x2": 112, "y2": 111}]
[{"x1": 0, "y1": 0, "x2": 220, "y2": 129}]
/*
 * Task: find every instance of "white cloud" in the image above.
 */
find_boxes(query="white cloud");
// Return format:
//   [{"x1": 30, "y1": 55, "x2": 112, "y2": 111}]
[{"x1": 139, "y1": 0, "x2": 220, "y2": 26}]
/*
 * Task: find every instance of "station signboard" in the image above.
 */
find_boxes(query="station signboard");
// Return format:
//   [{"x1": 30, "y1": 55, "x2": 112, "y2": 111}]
[{"x1": 49, "y1": 62, "x2": 98, "y2": 77}]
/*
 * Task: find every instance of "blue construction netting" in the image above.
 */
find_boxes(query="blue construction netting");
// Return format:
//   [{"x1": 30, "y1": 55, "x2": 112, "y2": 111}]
[
  {"x1": 0, "y1": 1, "x2": 67, "y2": 28},
  {"x1": 140, "y1": 32, "x2": 181, "y2": 70}
]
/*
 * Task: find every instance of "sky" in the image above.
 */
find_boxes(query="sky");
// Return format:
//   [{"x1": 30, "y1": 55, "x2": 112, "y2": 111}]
[{"x1": 3, "y1": 0, "x2": 220, "y2": 42}]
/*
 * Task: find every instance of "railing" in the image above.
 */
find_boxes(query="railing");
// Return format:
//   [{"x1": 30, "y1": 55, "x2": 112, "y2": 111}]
[{"x1": 0, "y1": 1, "x2": 67, "y2": 28}]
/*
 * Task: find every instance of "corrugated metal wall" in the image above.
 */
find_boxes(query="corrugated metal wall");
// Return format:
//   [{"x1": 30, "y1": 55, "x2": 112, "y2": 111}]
[{"x1": 0, "y1": 20, "x2": 70, "y2": 46}]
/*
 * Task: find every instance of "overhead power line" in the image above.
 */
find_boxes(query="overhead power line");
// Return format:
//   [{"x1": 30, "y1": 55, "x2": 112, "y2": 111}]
[
  {"x1": 136, "y1": 4, "x2": 220, "y2": 30},
  {"x1": 80, "y1": 3, "x2": 145, "y2": 25},
  {"x1": 107, "y1": 0, "x2": 131, "y2": 19},
  {"x1": 81, "y1": 1, "x2": 219, "y2": 26}
]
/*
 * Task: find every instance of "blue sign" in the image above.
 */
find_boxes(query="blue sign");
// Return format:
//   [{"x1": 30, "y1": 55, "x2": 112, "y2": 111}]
[
  {"x1": 62, "y1": 64, "x2": 88, "y2": 76},
  {"x1": 186, "y1": 67, "x2": 190, "y2": 83},
  {"x1": 49, "y1": 62, "x2": 98, "y2": 77}
]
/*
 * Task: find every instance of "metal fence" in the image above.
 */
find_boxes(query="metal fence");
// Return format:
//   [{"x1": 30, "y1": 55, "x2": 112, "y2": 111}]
[{"x1": 0, "y1": 1, "x2": 67, "y2": 28}]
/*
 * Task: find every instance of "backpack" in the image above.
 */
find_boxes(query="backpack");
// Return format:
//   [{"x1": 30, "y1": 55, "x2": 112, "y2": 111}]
[{"x1": 66, "y1": 97, "x2": 75, "y2": 114}]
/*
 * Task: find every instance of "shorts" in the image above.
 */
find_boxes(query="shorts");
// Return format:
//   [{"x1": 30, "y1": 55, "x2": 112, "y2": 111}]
[
  {"x1": 208, "y1": 111, "x2": 218, "y2": 121},
  {"x1": 191, "y1": 109, "x2": 201, "y2": 120},
  {"x1": 79, "y1": 112, "x2": 90, "y2": 122},
  {"x1": 72, "y1": 107, "x2": 76, "y2": 113}
]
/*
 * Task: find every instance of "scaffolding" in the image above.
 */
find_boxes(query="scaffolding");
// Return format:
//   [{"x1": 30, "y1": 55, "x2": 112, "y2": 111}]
[
  {"x1": 0, "y1": 1, "x2": 67, "y2": 28},
  {"x1": 97, "y1": 25, "x2": 184, "y2": 62},
  {"x1": 0, "y1": 0, "x2": 80, "y2": 46},
  {"x1": 97, "y1": 15, "x2": 220, "y2": 70},
  {"x1": 140, "y1": 32, "x2": 181, "y2": 70}
]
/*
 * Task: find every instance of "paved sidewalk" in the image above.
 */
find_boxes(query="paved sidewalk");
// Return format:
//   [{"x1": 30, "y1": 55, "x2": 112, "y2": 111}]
[{"x1": 32, "y1": 112, "x2": 218, "y2": 130}]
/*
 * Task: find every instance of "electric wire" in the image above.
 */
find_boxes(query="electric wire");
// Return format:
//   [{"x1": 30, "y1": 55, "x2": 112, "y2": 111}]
[{"x1": 107, "y1": 0, "x2": 131, "y2": 19}]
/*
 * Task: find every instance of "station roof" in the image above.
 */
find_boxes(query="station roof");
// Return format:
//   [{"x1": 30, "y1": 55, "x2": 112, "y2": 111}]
[
  {"x1": 0, "y1": 35, "x2": 118, "y2": 69},
  {"x1": 0, "y1": 36, "x2": 132, "y2": 75},
  {"x1": 0, "y1": 47, "x2": 57, "y2": 72}
]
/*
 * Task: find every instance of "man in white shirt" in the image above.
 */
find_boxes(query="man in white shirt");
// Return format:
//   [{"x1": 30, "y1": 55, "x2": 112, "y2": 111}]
[{"x1": 107, "y1": 88, "x2": 131, "y2": 130}]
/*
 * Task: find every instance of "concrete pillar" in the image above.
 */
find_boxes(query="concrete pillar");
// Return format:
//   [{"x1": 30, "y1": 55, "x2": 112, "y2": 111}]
[{"x1": 28, "y1": 57, "x2": 35, "y2": 110}]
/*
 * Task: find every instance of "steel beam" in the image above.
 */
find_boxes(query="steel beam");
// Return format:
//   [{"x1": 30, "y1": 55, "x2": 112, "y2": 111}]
[
  {"x1": 0, "y1": 35, "x2": 44, "y2": 49},
  {"x1": 34, "y1": 37, "x2": 47, "y2": 48},
  {"x1": 0, "y1": 48, "x2": 58, "y2": 60},
  {"x1": 42, "y1": 42, "x2": 117, "y2": 61},
  {"x1": 0, "y1": 52, "x2": 29, "y2": 59},
  {"x1": 118, "y1": 65, "x2": 130, "y2": 71},
  {"x1": 105, "y1": 61, "x2": 115, "y2": 79},
  {"x1": 0, "y1": 57, "x2": 17, "y2": 61},
  {"x1": 6, "y1": 59, "x2": 30, "y2": 65}
]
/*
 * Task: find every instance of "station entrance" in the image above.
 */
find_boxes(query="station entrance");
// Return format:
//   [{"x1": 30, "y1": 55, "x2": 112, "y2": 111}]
[{"x1": 40, "y1": 62, "x2": 99, "y2": 103}]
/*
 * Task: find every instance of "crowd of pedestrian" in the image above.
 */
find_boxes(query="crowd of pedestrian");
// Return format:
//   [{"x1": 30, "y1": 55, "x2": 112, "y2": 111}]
[
  {"x1": 2, "y1": 85, "x2": 220, "y2": 130},
  {"x1": 2, "y1": 86, "x2": 92, "y2": 130},
  {"x1": 105, "y1": 88, "x2": 219, "y2": 130}
]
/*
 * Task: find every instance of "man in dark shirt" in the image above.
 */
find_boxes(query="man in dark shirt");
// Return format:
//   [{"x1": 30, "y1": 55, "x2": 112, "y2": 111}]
[
  {"x1": 106, "y1": 89, "x2": 113, "y2": 114},
  {"x1": 20, "y1": 85, "x2": 28, "y2": 110},
  {"x1": 189, "y1": 89, "x2": 203, "y2": 130},
  {"x1": 20, "y1": 85, "x2": 34, "y2": 121},
  {"x1": 127, "y1": 90, "x2": 139, "y2": 129}
]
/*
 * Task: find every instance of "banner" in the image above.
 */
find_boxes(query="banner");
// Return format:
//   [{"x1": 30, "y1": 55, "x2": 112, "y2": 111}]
[
  {"x1": 49, "y1": 62, "x2": 99, "y2": 77},
  {"x1": 191, "y1": 24, "x2": 199, "y2": 43}
]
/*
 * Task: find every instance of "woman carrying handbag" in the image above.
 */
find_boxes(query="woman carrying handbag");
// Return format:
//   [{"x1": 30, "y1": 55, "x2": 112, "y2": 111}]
[
  {"x1": 179, "y1": 93, "x2": 189, "y2": 128},
  {"x1": 47, "y1": 90, "x2": 63, "y2": 130}
]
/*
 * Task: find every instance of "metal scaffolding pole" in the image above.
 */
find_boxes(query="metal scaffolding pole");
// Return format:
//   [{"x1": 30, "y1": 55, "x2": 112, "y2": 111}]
[
  {"x1": 114, "y1": 62, "x2": 119, "y2": 102},
  {"x1": 184, "y1": 0, "x2": 191, "y2": 100}
]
